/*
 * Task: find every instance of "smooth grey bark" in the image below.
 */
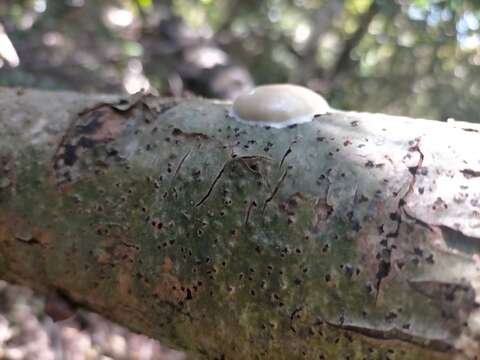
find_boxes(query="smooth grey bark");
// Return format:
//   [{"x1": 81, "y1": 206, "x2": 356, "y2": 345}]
[{"x1": 1, "y1": 87, "x2": 480, "y2": 359}]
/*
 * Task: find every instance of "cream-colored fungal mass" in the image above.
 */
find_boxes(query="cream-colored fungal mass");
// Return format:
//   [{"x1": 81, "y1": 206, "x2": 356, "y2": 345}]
[{"x1": 231, "y1": 84, "x2": 330, "y2": 128}]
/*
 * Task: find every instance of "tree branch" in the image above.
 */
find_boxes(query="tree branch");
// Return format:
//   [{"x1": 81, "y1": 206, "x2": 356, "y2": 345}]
[
  {"x1": 1, "y1": 87, "x2": 480, "y2": 359},
  {"x1": 329, "y1": 1, "x2": 380, "y2": 79}
]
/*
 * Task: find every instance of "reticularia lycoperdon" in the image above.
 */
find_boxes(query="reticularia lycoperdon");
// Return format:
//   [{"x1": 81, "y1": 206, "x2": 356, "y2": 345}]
[{"x1": 231, "y1": 84, "x2": 330, "y2": 129}]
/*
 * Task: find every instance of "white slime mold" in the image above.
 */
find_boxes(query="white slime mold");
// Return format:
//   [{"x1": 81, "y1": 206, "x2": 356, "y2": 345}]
[{"x1": 231, "y1": 84, "x2": 330, "y2": 128}]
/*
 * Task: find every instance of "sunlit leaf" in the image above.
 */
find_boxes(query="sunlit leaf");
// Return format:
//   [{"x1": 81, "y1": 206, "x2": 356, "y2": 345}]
[
  {"x1": 123, "y1": 42, "x2": 143, "y2": 57},
  {"x1": 345, "y1": 0, "x2": 374, "y2": 14},
  {"x1": 137, "y1": 0, "x2": 152, "y2": 9}
]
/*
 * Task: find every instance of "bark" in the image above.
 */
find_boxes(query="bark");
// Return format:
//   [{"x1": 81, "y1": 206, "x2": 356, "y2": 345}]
[{"x1": 1, "y1": 87, "x2": 480, "y2": 359}]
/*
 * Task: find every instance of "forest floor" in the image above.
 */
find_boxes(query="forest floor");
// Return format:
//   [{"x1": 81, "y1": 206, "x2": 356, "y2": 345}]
[{"x1": 0, "y1": 281, "x2": 185, "y2": 360}]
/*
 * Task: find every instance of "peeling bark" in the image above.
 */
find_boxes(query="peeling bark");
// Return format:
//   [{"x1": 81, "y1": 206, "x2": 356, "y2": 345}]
[{"x1": 1, "y1": 87, "x2": 480, "y2": 359}]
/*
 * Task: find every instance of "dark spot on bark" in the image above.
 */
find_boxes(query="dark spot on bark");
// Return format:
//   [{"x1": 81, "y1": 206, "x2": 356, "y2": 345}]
[
  {"x1": 389, "y1": 212, "x2": 400, "y2": 221},
  {"x1": 461, "y1": 169, "x2": 480, "y2": 179},
  {"x1": 77, "y1": 136, "x2": 96, "y2": 148},
  {"x1": 408, "y1": 166, "x2": 418, "y2": 175},
  {"x1": 63, "y1": 144, "x2": 78, "y2": 166},
  {"x1": 171, "y1": 127, "x2": 209, "y2": 140},
  {"x1": 385, "y1": 312, "x2": 397, "y2": 321},
  {"x1": 425, "y1": 254, "x2": 434, "y2": 264},
  {"x1": 344, "y1": 264, "x2": 354, "y2": 279},
  {"x1": 414, "y1": 247, "x2": 423, "y2": 257},
  {"x1": 75, "y1": 112, "x2": 103, "y2": 134},
  {"x1": 51, "y1": 103, "x2": 133, "y2": 188},
  {"x1": 375, "y1": 258, "x2": 391, "y2": 298}
]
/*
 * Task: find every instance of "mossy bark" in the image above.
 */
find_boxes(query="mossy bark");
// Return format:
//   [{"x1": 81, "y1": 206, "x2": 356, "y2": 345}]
[{"x1": 1, "y1": 87, "x2": 480, "y2": 359}]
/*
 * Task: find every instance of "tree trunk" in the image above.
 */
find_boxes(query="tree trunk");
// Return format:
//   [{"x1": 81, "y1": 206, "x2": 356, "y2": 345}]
[{"x1": 1, "y1": 87, "x2": 480, "y2": 359}]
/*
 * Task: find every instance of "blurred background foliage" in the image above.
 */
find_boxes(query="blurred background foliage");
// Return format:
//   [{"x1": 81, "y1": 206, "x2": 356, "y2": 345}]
[{"x1": 1, "y1": 0, "x2": 480, "y2": 122}]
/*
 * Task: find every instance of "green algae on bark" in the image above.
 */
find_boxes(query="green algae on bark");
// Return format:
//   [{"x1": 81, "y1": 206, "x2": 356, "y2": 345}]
[{"x1": 1, "y1": 87, "x2": 480, "y2": 359}]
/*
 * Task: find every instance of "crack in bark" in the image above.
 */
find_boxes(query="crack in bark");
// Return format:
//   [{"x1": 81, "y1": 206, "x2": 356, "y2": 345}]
[
  {"x1": 195, "y1": 164, "x2": 227, "y2": 207},
  {"x1": 195, "y1": 155, "x2": 271, "y2": 207},
  {"x1": 171, "y1": 128, "x2": 210, "y2": 141},
  {"x1": 402, "y1": 208, "x2": 435, "y2": 232},
  {"x1": 238, "y1": 155, "x2": 272, "y2": 177},
  {"x1": 244, "y1": 200, "x2": 257, "y2": 226},
  {"x1": 460, "y1": 169, "x2": 480, "y2": 179},
  {"x1": 262, "y1": 169, "x2": 288, "y2": 214},
  {"x1": 375, "y1": 138, "x2": 424, "y2": 302},
  {"x1": 289, "y1": 306, "x2": 303, "y2": 334},
  {"x1": 173, "y1": 150, "x2": 191, "y2": 179},
  {"x1": 166, "y1": 150, "x2": 192, "y2": 199},
  {"x1": 290, "y1": 306, "x2": 303, "y2": 320},
  {"x1": 462, "y1": 127, "x2": 479, "y2": 133},
  {"x1": 279, "y1": 143, "x2": 294, "y2": 169},
  {"x1": 323, "y1": 318, "x2": 453, "y2": 353}
]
